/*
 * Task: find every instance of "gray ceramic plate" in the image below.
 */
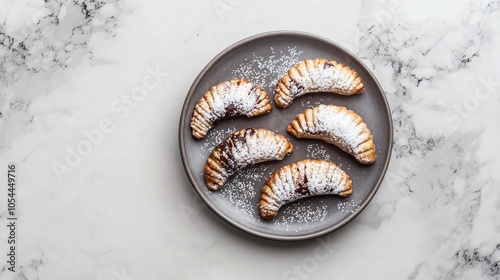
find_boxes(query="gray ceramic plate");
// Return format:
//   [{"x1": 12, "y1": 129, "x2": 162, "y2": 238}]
[{"x1": 179, "y1": 31, "x2": 392, "y2": 241}]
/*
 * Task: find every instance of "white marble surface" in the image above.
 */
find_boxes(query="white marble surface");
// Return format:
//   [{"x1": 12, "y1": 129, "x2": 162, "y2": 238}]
[{"x1": 0, "y1": 0, "x2": 499, "y2": 279}]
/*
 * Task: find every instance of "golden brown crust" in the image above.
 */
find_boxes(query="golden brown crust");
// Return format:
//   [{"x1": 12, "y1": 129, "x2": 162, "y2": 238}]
[
  {"x1": 287, "y1": 104, "x2": 376, "y2": 164},
  {"x1": 274, "y1": 58, "x2": 364, "y2": 108},
  {"x1": 191, "y1": 79, "x2": 272, "y2": 139},
  {"x1": 205, "y1": 128, "x2": 294, "y2": 191},
  {"x1": 259, "y1": 159, "x2": 352, "y2": 219}
]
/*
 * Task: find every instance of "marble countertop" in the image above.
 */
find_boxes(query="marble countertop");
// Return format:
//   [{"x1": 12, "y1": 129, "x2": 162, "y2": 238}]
[{"x1": 1, "y1": 0, "x2": 499, "y2": 279}]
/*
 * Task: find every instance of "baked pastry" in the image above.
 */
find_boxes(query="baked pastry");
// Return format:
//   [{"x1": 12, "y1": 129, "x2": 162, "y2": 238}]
[
  {"x1": 259, "y1": 159, "x2": 352, "y2": 219},
  {"x1": 287, "y1": 104, "x2": 376, "y2": 164},
  {"x1": 274, "y1": 58, "x2": 364, "y2": 107},
  {"x1": 205, "y1": 128, "x2": 294, "y2": 191},
  {"x1": 191, "y1": 79, "x2": 272, "y2": 139}
]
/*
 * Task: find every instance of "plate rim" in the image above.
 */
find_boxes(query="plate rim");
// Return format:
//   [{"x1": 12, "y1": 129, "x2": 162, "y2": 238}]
[{"x1": 178, "y1": 30, "x2": 393, "y2": 241}]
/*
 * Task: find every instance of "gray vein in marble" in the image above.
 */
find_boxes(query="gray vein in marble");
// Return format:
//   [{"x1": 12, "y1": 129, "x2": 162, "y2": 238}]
[
  {"x1": 449, "y1": 245, "x2": 500, "y2": 278},
  {"x1": 354, "y1": 1, "x2": 500, "y2": 278},
  {"x1": 0, "y1": 0, "x2": 124, "y2": 152},
  {"x1": 358, "y1": 0, "x2": 499, "y2": 159},
  {"x1": 1, "y1": 0, "x2": 122, "y2": 85}
]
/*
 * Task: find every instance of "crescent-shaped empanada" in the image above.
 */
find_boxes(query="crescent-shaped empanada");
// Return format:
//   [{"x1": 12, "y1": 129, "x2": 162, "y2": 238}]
[
  {"x1": 205, "y1": 128, "x2": 294, "y2": 191},
  {"x1": 274, "y1": 58, "x2": 364, "y2": 108},
  {"x1": 259, "y1": 159, "x2": 352, "y2": 219},
  {"x1": 191, "y1": 79, "x2": 272, "y2": 139},
  {"x1": 287, "y1": 104, "x2": 376, "y2": 164}
]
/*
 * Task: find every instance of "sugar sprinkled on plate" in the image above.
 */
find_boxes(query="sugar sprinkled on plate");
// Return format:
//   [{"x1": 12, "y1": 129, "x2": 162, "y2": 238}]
[
  {"x1": 306, "y1": 143, "x2": 331, "y2": 161},
  {"x1": 337, "y1": 199, "x2": 362, "y2": 213},
  {"x1": 274, "y1": 201, "x2": 329, "y2": 228},
  {"x1": 300, "y1": 94, "x2": 327, "y2": 107},
  {"x1": 232, "y1": 47, "x2": 303, "y2": 89},
  {"x1": 219, "y1": 163, "x2": 273, "y2": 221}
]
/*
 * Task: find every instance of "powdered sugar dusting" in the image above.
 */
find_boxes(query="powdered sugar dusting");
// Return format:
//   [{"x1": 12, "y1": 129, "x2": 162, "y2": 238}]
[
  {"x1": 308, "y1": 61, "x2": 352, "y2": 93},
  {"x1": 315, "y1": 105, "x2": 361, "y2": 153},
  {"x1": 230, "y1": 130, "x2": 289, "y2": 167},
  {"x1": 219, "y1": 163, "x2": 272, "y2": 220},
  {"x1": 200, "y1": 126, "x2": 237, "y2": 154},
  {"x1": 191, "y1": 79, "x2": 272, "y2": 139},
  {"x1": 232, "y1": 47, "x2": 303, "y2": 89},
  {"x1": 337, "y1": 199, "x2": 362, "y2": 213},
  {"x1": 274, "y1": 202, "x2": 329, "y2": 229},
  {"x1": 286, "y1": 59, "x2": 360, "y2": 97},
  {"x1": 204, "y1": 80, "x2": 265, "y2": 123},
  {"x1": 306, "y1": 143, "x2": 331, "y2": 161},
  {"x1": 204, "y1": 128, "x2": 293, "y2": 190},
  {"x1": 313, "y1": 104, "x2": 365, "y2": 154},
  {"x1": 266, "y1": 160, "x2": 350, "y2": 210},
  {"x1": 300, "y1": 95, "x2": 326, "y2": 107}
]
